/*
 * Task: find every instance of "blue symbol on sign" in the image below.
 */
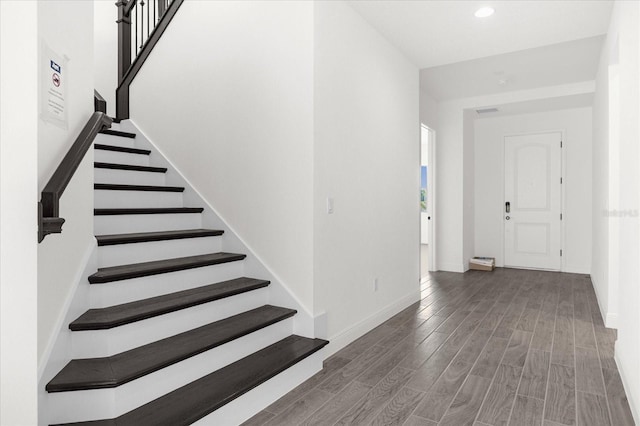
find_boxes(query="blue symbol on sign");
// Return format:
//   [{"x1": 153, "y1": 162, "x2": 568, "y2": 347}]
[{"x1": 50, "y1": 60, "x2": 61, "y2": 73}]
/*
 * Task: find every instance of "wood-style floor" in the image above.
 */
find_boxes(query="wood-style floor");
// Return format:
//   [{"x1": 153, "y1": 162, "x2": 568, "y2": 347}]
[{"x1": 243, "y1": 268, "x2": 635, "y2": 426}]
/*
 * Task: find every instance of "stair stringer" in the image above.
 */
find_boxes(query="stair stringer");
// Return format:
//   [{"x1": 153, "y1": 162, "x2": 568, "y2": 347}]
[{"x1": 120, "y1": 119, "x2": 317, "y2": 339}]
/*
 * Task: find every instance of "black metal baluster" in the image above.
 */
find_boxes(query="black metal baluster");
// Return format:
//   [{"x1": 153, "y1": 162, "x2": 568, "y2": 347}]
[
  {"x1": 158, "y1": 0, "x2": 166, "y2": 18},
  {"x1": 134, "y1": 3, "x2": 138, "y2": 56},
  {"x1": 140, "y1": 0, "x2": 144, "y2": 49},
  {"x1": 115, "y1": 0, "x2": 185, "y2": 120}
]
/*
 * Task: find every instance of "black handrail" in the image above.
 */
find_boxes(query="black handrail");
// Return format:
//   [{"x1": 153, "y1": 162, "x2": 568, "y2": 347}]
[
  {"x1": 116, "y1": 0, "x2": 184, "y2": 119},
  {"x1": 38, "y1": 112, "x2": 113, "y2": 242}
]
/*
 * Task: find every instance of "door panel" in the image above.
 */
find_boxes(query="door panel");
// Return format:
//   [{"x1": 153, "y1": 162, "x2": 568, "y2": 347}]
[
  {"x1": 515, "y1": 144, "x2": 549, "y2": 210},
  {"x1": 504, "y1": 132, "x2": 561, "y2": 270},
  {"x1": 514, "y1": 223, "x2": 550, "y2": 255}
]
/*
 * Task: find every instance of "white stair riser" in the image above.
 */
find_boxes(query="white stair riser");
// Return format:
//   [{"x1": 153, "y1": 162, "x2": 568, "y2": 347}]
[
  {"x1": 72, "y1": 286, "x2": 270, "y2": 358},
  {"x1": 193, "y1": 351, "x2": 324, "y2": 425},
  {"x1": 94, "y1": 190, "x2": 184, "y2": 209},
  {"x1": 94, "y1": 150, "x2": 150, "y2": 167},
  {"x1": 95, "y1": 168, "x2": 166, "y2": 186},
  {"x1": 94, "y1": 213, "x2": 202, "y2": 234},
  {"x1": 95, "y1": 134, "x2": 136, "y2": 149},
  {"x1": 49, "y1": 319, "x2": 294, "y2": 424},
  {"x1": 89, "y1": 261, "x2": 245, "y2": 307},
  {"x1": 97, "y1": 236, "x2": 223, "y2": 268}
]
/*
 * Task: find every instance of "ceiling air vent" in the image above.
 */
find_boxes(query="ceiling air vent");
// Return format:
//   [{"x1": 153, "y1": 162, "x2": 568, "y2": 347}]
[{"x1": 476, "y1": 107, "x2": 499, "y2": 114}]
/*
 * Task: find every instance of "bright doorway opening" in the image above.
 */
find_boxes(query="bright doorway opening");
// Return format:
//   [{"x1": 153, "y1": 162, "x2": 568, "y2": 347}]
[{"x1": 421, "y1": 125, "x2": 436, "y2": 280}]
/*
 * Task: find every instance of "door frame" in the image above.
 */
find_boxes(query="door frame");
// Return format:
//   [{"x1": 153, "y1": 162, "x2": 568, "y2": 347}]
[
  {"x1": 420, "y1": 124, "x2": 437, "y2": 272},
  {"x1": 502, "y1": 129, "x2": 566, "y2": 272}
]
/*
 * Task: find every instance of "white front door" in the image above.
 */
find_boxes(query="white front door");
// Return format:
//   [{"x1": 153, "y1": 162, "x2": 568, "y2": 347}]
[{"x1": 504, "y1": 132, "x2": 562, "y2": 270}]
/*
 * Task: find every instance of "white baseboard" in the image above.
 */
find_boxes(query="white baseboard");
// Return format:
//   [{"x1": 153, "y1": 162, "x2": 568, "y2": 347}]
[
  {"x1": 589, "y1": 273, "x2": 618, "y2": 329},
  {"x1": 314, "y1": 311, "x2": 328, "y2": 340},
  {"x1": 323, "y1": 290, "x2": 420, "y2": 358},
  {"x1": 605, "y1": 312, "x2": 619, "y2": 329},
  {"x1": 437, "y1": 262, "x2": 466, "y2": 273},
  {"x1": 614, "y1": 349, "x2": 640, "y2": 426},
  {"x1": 563, "y1": 264, "x2": 591, "y2": 274}
]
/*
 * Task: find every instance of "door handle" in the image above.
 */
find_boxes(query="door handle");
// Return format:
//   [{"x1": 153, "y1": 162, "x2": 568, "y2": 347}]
[
  {"x1": 505, "y1": 201, "x2": 511, "y2": 213},
  {"x1": 506, "y1": 216, "x2": 511, "y2": 220}
]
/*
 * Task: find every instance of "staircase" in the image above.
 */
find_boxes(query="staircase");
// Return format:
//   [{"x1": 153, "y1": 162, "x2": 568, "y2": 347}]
[{"x1": 44, "y1": 123, "x2": 327, "y2": 425}]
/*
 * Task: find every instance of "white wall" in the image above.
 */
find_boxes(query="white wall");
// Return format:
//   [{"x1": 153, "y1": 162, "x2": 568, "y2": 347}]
[
  {"x1": 313, "y1": 0, "x2": 420, "y2": 348},
  {"x1": 37, "y1": 1, "x2": 96, "y2": 370},
  {"x1": 420, "y1": 89, "x2": 438, "y2": 130},
  {"x1": 129, "y1": 0, "x2": 419, "y2": 350},
  {"x1": 435, "y1": 103, "x2": 466, "y2": 271},
  {"x1": 591, "y1": 1, "x2": 640, "y2": 422},
  {"x1": 0, "y1": 1, "x2": 39, "y2": 423},
  {"x1": 129, "y1": 1, "x2": 316, "y2": 312},
  {"x1": 474, "y1": 107, "x2": 593, "y2": 273},
  {"x1": 591, "y1": 23, "x2": 611, "y2": 323},
  {"x1": 435, "y1": 82, "x2": 595, "y2": 272},
  {"x1": 462, "y1": 110, "x2": 475, "y2": 268},
  {"x1": 94, "y1": 0, "x2": 118, "y2": 117}
]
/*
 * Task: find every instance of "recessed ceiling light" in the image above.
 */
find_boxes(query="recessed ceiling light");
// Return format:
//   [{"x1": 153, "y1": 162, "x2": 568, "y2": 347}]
[{"x1": 475, "y1": 7, "x2": 495, "y2": 18}]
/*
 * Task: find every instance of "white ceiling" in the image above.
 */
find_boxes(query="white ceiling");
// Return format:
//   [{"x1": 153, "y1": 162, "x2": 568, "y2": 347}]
[
  {"x1": 420, "y1": 36, "x2": 605, "y2": 100},
  {"x1": 346, "y1": 1, "x2": 613, "y2": 69}
]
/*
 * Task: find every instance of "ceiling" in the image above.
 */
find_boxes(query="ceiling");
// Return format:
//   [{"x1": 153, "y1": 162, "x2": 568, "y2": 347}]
[
  {"x1": 420, "y1": 36, "x2": 605, "y2": 100},
  {"x1": 346, "y1": 1, "x2": 614, "y2": 69}
]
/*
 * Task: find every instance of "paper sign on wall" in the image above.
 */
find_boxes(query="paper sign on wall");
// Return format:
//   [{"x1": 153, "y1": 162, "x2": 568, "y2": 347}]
[{"x1": 40, "y1": 42, "x2": 68, "y2": 129}]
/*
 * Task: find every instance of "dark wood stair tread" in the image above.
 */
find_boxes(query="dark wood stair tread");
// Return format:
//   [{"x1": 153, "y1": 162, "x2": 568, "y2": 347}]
[
  {"x1": 99, "y1": 129, "x2": 136, "y2": 138},
  {"x1": 47, "y1": 305, "x2": 296, "y2": 392},
  {"x1": 51, "y1": 335, "x2": 328, "y2": 425},
  {"x1": 94, "y1": 144, "x2": 150, "y2": 155},
  {"x1": 70, "y1": 277, "x2": 269, "y2": 330},
  {"x1": 94, "y1": 162, "x2": 167, "y2": 173},
  {"x1": 88, "y1": 252, "x2": 246, "y2": 284},
  {"x1": 96, "y1": 229, "x2": 223, "y2": 246},
  {"x1": 94, "y1": 183, "x2": 185, "y2": 192},
  {"x1": 94, "y1": 207, "x2": 203, "y2": 215},
  {"x1": 54, "y1": 421, "x2": 115, "y2": 426}
]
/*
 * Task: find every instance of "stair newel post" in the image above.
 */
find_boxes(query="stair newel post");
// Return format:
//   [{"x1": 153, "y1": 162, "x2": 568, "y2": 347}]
[
  {"x1": 116, "y1": 0, "x2": 132, "y2": 119},
  {"x1": 116, "y1": 0, "x2": 131, "y2": 84}
]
